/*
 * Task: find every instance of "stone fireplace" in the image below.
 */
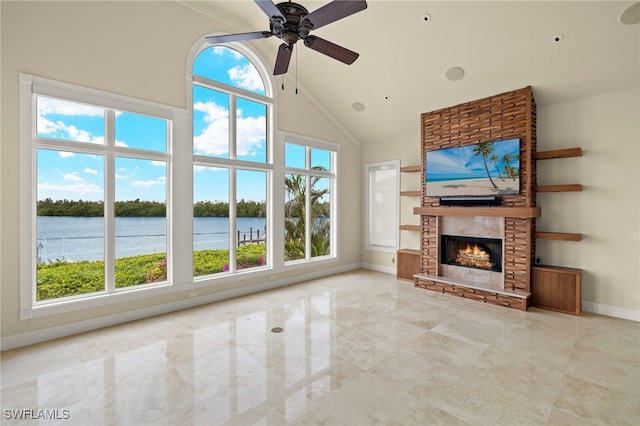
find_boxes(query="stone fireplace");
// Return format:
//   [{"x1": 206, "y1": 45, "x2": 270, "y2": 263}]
[{"x1": 413, "y1": 87, "x2": 537, "y2": 311}]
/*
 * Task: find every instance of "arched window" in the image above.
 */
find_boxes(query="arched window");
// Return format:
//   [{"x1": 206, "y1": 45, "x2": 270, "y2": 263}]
[{"x1": 191, "y1": 45, "x2": 274, "y2": 277}]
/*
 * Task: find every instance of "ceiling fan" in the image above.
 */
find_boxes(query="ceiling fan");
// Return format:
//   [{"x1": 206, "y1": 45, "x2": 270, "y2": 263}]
[{"x1": 205, "y1": 0, "x2": 368, "y2": 75}]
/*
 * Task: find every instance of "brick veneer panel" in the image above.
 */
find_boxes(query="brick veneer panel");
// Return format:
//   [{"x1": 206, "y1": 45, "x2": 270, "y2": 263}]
[{"x1": 420, "y1": 87, "x2": 537, "y2": 293}]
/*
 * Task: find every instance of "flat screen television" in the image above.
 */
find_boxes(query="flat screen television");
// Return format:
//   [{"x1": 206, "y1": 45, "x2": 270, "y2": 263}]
[{"x1": 425, "y1": 138, "x2": 520, "y2": 198}]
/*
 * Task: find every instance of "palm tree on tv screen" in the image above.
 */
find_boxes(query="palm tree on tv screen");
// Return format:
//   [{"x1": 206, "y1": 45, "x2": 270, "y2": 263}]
[
  {"x1": 501, "y1": 153, "x2": 518, "y2": 180},
  {"x1": 489, "y1": 153, "x2": 505, "y2": 181},
  {"x1": 472, "y1": 142, "x2": 498, "y2": 188}
]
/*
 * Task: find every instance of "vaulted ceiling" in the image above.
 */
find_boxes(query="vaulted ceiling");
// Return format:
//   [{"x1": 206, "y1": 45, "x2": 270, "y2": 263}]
[{"x1": 181, "y1": 1, "x2": 640, "y2": 146}]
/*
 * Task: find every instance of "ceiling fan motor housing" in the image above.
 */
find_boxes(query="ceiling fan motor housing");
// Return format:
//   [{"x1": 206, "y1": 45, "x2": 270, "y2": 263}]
[{"x1": 272, "y1": 2, "x2": 311, "y2": 46}]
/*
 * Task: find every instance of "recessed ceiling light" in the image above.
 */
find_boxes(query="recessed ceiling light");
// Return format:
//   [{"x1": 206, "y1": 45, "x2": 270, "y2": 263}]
[
  {"x1": 621, "y1": 2, "x2": 640, "y2": 25},
  {"x1": 352, "y1": 102, "x2": 365, "y2": 112},
  {"x1": 422, "y1": 13, "x2": 431, "y2": 23},
  {"x1": 552, "y1": 34, "x2": 564, "y2": 43},
  {"x1": 445, "y1": 67, "x2": 464, "y2": 81}
]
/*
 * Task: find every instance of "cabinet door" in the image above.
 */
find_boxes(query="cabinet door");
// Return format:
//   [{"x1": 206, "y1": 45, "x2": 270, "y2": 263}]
[
  {"x1": 397, "y1": 249, "x2": 421, "y2": 282},
  {"x1": 531, "y1": 266, "x2": 581, "y2": 315}
]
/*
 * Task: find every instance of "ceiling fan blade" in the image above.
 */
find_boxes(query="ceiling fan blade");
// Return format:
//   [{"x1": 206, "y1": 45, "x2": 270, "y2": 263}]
[
  {"x1": 302, "y1": 0, "x2": 367, "y2": 30},
  {"x1": 255, "y1": 0, "x2": 286, "y2": 21},
  {"x1": 303, "y1": 35, "x2": 359, "y2": 65},
  {"x1": 273, "y1": 43, "x2": 293, "y2": 75},
  {"x1": 205, "y1": 31, "x2": 272, "y2": 44}
]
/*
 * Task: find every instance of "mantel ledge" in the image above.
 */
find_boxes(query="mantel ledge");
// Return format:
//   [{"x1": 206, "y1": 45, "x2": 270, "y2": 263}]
[{"x1": 413, "y1": 206, "x2": 541, "y2": 219}]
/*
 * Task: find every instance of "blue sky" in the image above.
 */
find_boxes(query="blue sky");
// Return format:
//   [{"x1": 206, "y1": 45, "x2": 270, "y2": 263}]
[
  {"x1": 36, "y1": 46, "x2": 331, "y2": 205},
  {"x1": 425, "y1": 138, "x2": 520, "y2": 182}
]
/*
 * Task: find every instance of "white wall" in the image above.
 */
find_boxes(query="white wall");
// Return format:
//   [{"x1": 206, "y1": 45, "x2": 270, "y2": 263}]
[
  {"x1": 0, "y1": 1, "x2": 362, "y2": 344},
  {"x1": 537, "y1": 88, "x2": 640, "y2": 319}
]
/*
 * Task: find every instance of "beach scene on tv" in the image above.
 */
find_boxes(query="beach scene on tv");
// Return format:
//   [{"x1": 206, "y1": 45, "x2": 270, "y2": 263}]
[{"x1": 426, "y1": 138, "x2": 520, "y2": 197}]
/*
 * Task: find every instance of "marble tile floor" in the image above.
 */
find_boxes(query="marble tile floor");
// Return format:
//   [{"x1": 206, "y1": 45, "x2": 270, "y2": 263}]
[{"x1": 1, "y1": 269, "x2": 639, "y2": 425}]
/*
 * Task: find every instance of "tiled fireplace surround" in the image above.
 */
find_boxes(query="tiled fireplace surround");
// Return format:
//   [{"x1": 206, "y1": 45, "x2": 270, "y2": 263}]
[{"x1": 439, "y1": 216, "x2": 504, "y2": 289}]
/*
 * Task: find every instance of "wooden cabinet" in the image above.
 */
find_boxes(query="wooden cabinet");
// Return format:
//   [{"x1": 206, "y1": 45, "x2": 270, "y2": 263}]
[
  {"x1": 397, "y1": 249, "x2": 421, "y2": 282},
  {"x1": 531, "y1": 265, "x2": 581, "y2": 315}
]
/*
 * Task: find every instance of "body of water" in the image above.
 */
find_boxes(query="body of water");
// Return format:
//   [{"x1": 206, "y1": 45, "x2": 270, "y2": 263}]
[{"x1": 37, "y1": 216, "x2": 266, "y2": 262}]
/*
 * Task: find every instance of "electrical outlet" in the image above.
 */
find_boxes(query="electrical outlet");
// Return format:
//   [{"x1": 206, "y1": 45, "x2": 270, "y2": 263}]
[
  {"x1": 634, "y1": 291, "x2": 640, "y2": 301},
  {"x1": 392, "y1": 257, "x2": 395, "y2": 264},
  {"x1": 188, "y1": 291, "x2": 198, "y2": 298},
  {"x1": 634, "y1": 232, "x2": 640, "y2": 242}
]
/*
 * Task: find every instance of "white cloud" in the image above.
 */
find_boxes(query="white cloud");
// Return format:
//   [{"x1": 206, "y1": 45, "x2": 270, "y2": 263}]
[
  {"x1": 115, "y1": 140, "x2": 128, "y2": 147},
  {"x1": 228, "y1": 64, "x2": 263, "y2": 92},
  {"x1": 131, "y1": 177, "x2": 166, "y2": 187},
  {"x1": 63, "y1": 173, "x2": 83, "y2": 182},
  {"x1": 37, "y1": 96, "x2": 103, "y2": 117},
  {"x1": 58, "y1": 151, "x2": 75, "y2": 158},
  {"x1": 37, "y1": 115, "x2": 104, "y2": 144},
  {"x1": 193, "y1": 101, "x2": 265, "y2": 157},
  {"x1": 236, "y1": 115, "x2": 265, "y2": 156},
  {"x1": 151, "y1": 161, "x2": 166, "y2": 167},
  {"x1": 38, "y1": 182, "x2": 103, "y2": 195},
  {"x1": 83, "y1": 167, "x2": 98, "y2": 175},
  {"x1": 193, "y1": 101, "x2": 230, "y2": 155},
  {"x1": 115, "y1": 174, "x2": 128, "y2": 180}
]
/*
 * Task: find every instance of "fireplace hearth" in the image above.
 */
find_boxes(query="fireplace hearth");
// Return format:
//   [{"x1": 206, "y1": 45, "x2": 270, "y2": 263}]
[{"x1": 441, "y1": 235, "x2": 503, "y2": 272}]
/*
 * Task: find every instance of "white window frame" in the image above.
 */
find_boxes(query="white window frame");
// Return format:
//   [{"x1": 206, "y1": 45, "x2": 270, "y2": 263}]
[
  {"x1": 283, "y1": 134, "x2": 339, "y2": 265},
  {"x1": 19, "y1": 73, "x2": 189, "y2": 319},
  {"x1": 364, "y1": 160, "x2": 400, "y2": 252},
  {"x1": 190, "y1": 42, "x2": 275, "y2": 280}
]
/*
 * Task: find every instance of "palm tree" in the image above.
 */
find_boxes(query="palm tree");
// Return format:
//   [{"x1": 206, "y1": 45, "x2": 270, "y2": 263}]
[
  {"x1": 284, "y1": 167, "x2": 330, "y2": 261},
  {"x1": 489, "y1": 153, "x2": 505, "y2": 181},
  {"x1": 501, "y1": 153, "x2": 518, "y2": 180},
  {"x1": 472, "y1": 142, "x2": 498, "y2": 188}
]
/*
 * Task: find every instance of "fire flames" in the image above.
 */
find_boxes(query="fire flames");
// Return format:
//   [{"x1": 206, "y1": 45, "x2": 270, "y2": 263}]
[{"x1": 454, "y1": 243, "x2": 494, "y2": 270}]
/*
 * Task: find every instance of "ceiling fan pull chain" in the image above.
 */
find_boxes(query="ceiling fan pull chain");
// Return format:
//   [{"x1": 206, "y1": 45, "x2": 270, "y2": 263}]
[{"x1": 295, "y1": 44, "x2": 299, "y2": 95}]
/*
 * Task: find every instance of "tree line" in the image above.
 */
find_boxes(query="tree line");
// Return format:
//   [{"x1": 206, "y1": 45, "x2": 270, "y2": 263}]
[{"x1": 37, "y1": 198, "x2": 267, "y2": 217}]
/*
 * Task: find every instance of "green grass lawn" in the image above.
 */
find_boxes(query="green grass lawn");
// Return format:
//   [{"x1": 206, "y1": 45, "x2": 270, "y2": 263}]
[{"x1": 36, "y1": 244, "x2": 266, "y2": 301}]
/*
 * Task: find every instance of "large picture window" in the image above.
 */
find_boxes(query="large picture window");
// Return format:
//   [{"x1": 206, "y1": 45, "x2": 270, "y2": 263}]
[
  {"x1": 192, "y1": 45, "x2": 272, "y2": 277},
  {"x1": 22, "y1": 76, "x2": 173, "y2": 308}
]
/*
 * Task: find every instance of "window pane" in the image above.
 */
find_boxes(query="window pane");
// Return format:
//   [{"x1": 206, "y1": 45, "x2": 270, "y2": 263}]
[
  {"x1": 236, "y1": 98, "x2": 266, "y2": 163},
  {"x1": 193, "y1": 46, "x2": 265, "y2": 95},
  {"x1": 36, "y1": 149, "x2": 105, "y2": 301},
  {"x1": 285, "y1": 143, "x2": 306, "y2": 169},
  {"x1": 311, "y1": 177, "x2": 331, "y2": 258},
  {"x1": 285, "y1": 173, "x2": 306, "y2": 261},
  {"x1": 311, "y1": 148, "x2": 331, "y2": 171},
  {"x1": 115, "y1": 111, "x2": 167, "y2": 152},
  {"x1": 114, "y1": 157, "x2": 167, "y2": 287},
  {"x1": 193, "y1": 85, "x2": 229, "y2": 158},
  {"x1": 36, "y1": 96, "x2": 104, "y2": 144},
  {"x1": 193, "y1": 166, "x2": 230, "y2": 276},
  {"x1": 236, "y1": 169, "x2": 267, "y2": 271}
]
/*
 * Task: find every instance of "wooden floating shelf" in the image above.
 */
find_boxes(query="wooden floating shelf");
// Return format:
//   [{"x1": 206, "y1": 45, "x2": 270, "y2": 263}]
[
  {"x1": 399, "y1": 224, "x2": 421, "y2": 231},
  {"x1": 414, "y1": 206, "x2": 541, "y2": 219},
  {"x1": 536, "y1": 184, "x2": 583, "y2": 193},
  {"x1": 400, "y1": 165, "x2": 421, "y2": 173},
  {"x1": 400, "y1": 190, "x2": 421, "y2": 197},
  {"x1": 534, "y1": 232, "x2": 582, "y2": 241},
  {"x1": 534, "y1": 148, "x2": 583, "y2": 160}
]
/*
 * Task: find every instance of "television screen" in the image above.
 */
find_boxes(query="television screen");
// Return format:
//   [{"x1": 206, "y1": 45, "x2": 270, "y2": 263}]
[{"x1": 425, "y1": 138, "x2": 520, "y2": 197}]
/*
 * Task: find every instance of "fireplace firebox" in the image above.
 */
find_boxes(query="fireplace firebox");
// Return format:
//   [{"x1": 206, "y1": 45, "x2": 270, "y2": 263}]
[{"x1": 440, "y1": 235, "x2": 503, "y2": 272}]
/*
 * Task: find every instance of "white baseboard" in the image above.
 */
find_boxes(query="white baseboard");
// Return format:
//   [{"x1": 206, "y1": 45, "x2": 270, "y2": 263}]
[
  {"x1": 360, "y1": 262, "x2": 395, "y2": 276},
  {"x1": 582, "y1": 301, "x2": 640, "y2": 322},
  {"x1": 0, "y1": 262, "x2": 362, "y2": 351}
]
